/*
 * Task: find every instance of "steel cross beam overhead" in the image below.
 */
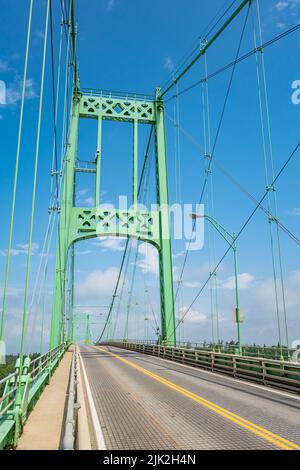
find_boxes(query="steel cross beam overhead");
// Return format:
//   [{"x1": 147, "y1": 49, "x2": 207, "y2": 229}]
[{"x1": 50, "y1": 86, "x2": 177, "y2": 348}]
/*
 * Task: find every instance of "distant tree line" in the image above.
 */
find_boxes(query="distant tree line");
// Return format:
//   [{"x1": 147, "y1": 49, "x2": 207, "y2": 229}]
[
  {"x1": 0, "y1": 355, "x2": 18, "y2": 381},
  {"x1": 0, "y1": 353, "x2": 40, "y2": 382}
]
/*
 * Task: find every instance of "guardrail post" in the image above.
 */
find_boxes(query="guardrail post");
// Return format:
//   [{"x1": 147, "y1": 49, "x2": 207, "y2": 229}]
[
  {"x1": 211, "y1": 352, "x2": 215, "y2": 372},
  {"x1": 262, "y1": 360, "x2": 267, "y2": 385},
  {"x1": 233, "y1": 356, "x2": 237, "y2": 377},
  {"x1": 47, "y1": 349, "x2": 53, "y2": 385},
  {"x1": 13, "y1": 356, "x2": 31, "y2": 447},
  {"x1": 63, "y1": 349, "x2": 76, "y2": 450}
]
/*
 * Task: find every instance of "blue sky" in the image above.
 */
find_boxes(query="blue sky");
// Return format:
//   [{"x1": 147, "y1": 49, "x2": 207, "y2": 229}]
[{"x1": 1, "y1": 0, "x2": 300, "y2": 353}]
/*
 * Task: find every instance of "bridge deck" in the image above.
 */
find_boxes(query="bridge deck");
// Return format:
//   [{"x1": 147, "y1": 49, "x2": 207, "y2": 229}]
[
  {"x1": 17, "y1": 348, "x2": 73, "y2": 450},
  {"x1": 80, "y1": 345, "x2": 300, "y2": 451}
]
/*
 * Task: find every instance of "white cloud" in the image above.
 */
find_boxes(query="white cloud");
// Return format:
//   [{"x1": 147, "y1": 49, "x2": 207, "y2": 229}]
[
  {"x1": 253, "y1": 270, "x2": 300, "y2": 313},
  {"x1": 0, "y1": 242, "x2": 39, "y2": 257},
  {"x1": 97, "y1": 236, "x2": 125, "y2": 252},
  {"x1": 288, "y1": 207, "x2": 300, "y2": 216},
  {"x1": 78, "y1": 188, "x2": 89, "y2": 197},
  {"x1": 0, "y1": 59, "x2": 9, "y2": 72},
  {"x1": 220, "y1": 273, "x2": 256, "y2": 290},
  {"x1": 6, "y1": 77, "x2": 37, "y2": 105},
  {"x1": 275, "y1": 1, "x2": 289, "y2": 11},
  {"x1": 83, "y1": 197, "x2": 95, "y2": 207},
  {"x1": 76, "y1": 267, "x2": 121, "y2": 300},
  {"x1": 273, "y1": 0, "x2": 300, "y2": 21},
  {"x1": 183, "y1": 281, "x2": 201, "y2": 288},
  {"x1": 34, "y1": 30, "x2": 45, "y2": 40},
  {"x1": 173, "y1": 250, "x2": 185, "y2": 259},
  {"x1": 76, "y1": 250, "x2": 94, "y2": 256},
  {"x1": 107, "y1": 0, "x2": 116, "y2": 11},
  {"x1": 178, "y1": 306, "x2": 207, "y2": 324},
  {"x1": 138, "y1": 243, "x2": 159, "y2": 276},
  {"x1": 164, "y1": 57, "x2": 175, "y2": 73}
]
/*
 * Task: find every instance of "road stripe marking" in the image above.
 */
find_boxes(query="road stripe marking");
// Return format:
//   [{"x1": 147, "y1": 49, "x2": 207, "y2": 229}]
[
  {"x1": 98, "y1": 346, "x2": 300, "y2": 451},
  {"x1": 140, "y1": 350, "x2": 300, "y2": 402},
  {"x1": 79, "y1": 349, "x2": 106, "y2": 450}
]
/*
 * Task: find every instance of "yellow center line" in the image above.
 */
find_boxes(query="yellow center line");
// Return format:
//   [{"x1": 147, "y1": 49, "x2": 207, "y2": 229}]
[{"x1": 97, "y1": 346, "x2": 300, "y2": 451}]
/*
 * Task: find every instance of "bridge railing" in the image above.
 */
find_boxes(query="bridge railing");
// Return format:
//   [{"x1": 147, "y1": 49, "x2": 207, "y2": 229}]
[
  {"x1": 104, "y1": 341, "x2": 300, "y2": 394},
  {"x1": 0, "y1": 343, "x2": 68, "y2": 449},
  {"x1": 0, "y1": 371, "x2": 18, "y2": 418},
  {"x1": 120, "y1": 339, "x2": 298, "y2": 362}
]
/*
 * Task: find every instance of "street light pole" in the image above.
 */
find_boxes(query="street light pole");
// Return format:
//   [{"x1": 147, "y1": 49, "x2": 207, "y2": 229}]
[
  {"x1": 233, "y1": 237, "x2": 242, "y2": 355},
  {"x1": 144, "y1": 317, "x2": 149, "y2": 343},
  {"x1": 190, "y1": 213, "x2": 243, "y2": 355}
]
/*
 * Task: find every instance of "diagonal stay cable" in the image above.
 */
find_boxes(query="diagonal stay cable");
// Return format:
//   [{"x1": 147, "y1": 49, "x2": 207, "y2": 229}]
[
  {"x1": 173, "y1": 4, "x2": 251, "y2": 305},
  {"x1": 173, "y1": 138, "x2": 300, "y2": 333},
  {"x1": 165, "y1": 111, "x2": 300, "y2": 247}
]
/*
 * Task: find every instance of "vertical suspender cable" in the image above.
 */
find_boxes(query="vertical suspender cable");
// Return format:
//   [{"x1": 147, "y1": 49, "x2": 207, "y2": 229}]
[
  {"x1": 19, "y1": 0, "x2": 50, "y2": 363},
  {"x1": 173, "y1": 78, "x2": 184, "y2": 342},
  {"x1": 112, "y1": 241, "x2": 133, "y2": 339},
  {"x1": 173, "y1": 3, "x2": 252, "y2": 309},
  {"x1": 202, "y1": 43, "x2": 220, "y2": 347},
  {"x1": 123, "y1": 141, "x2": 154, "y2": 340},
  {"x1": 256, "y1": 0, "x2": 289, "y2": 351},
  {"x1": 201, "y1": 45, "x2": 215, "y2": 348},
  {"x1": 30, "y1": 5, "x2": 72, "y2": 352},
  {"x1": 0, "y1": 0, "x2": 33, "y2": 341},
  {"x1": 97, "y1": 128, "x2": 154, "y2": 343},
  {"x1": 253, "y1": 0, "x2": 288, "y2": 354},
  {"x1": 171, "y1": 4, "x2": 252, "y2": 342},
  {"x1": 27, "y1": 5, "x2": 66, "y2": 351}
]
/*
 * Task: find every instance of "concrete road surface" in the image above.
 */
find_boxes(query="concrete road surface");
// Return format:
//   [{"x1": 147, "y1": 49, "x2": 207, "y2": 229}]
[{"x1": 80, "y1": 345, "x2": 300, "y2": 450}]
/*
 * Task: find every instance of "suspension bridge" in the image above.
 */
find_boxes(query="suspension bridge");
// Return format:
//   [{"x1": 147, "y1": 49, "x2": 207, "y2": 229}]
[{"x1": 1, "y1": 0, "x2": 300, "y2": 451}]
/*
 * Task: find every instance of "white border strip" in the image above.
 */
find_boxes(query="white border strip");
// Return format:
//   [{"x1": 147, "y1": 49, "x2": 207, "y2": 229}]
[{"x1": 79, "y1": 349, "x2": 106, "y2": 450}]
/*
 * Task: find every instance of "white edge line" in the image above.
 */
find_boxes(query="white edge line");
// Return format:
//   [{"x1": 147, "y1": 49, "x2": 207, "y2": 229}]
[{"x1": 79, "y1": 349, "x2": 106, "y2": 450}]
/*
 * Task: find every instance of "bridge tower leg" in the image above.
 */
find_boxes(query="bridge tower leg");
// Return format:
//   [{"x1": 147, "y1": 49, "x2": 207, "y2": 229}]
[
  {"x1": 50, "y1": 91, "x2": 80, "y2": 349},
  {"x1": 155, "y1": 88, "x2": 176, "y2": 345}
]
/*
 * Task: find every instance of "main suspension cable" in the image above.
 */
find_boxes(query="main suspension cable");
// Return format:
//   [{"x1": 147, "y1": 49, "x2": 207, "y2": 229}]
[
  {"x1": 161, "y1": 0, "x2": 238, "y2": 93},
  {"x1": 165, "y1": 22, "x2": 300, "y2": 104}
]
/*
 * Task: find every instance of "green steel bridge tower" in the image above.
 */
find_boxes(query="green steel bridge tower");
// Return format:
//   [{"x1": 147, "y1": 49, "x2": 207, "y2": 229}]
[{"x1": 49, "y1": 86, "x2": 176, "y2": 348}]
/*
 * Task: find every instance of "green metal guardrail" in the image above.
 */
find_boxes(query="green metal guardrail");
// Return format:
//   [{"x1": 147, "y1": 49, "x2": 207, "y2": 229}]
[
  {"x1": 104, "y1": 341, "x2": 300, "y2": 394},
  {"x1": 122, "y1": 339, "x2": 298, "y2": 362},
  {"x1": 0, "y1": 343, "x2": 67, "y2": 449}
]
